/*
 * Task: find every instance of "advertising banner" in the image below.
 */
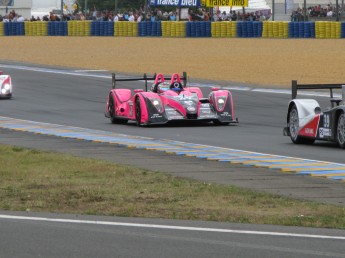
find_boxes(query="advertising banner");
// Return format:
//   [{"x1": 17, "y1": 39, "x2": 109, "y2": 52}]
[
  {"x1": 0, "y1": 0, "x2": 14, "y2": 6},
  {"x1": 150, "y1": 0, "x2": 201, "y2": 7},
  {"x1": 203, "y1": 0, "x2": 248, "y2": 7}
]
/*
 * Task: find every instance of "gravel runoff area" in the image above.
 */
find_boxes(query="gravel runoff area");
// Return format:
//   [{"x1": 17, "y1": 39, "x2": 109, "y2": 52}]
[{"x1": 1, "y1": 37, "x2": 345, "y2": 87}]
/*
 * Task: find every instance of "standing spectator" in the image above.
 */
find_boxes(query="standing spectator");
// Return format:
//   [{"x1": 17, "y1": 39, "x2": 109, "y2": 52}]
[
  {"x1": 231, "y1": 10, "x2": 237, "y2": 21},
  {"x1": 3, "y1": 15, "x2": 9, "y2": 22},
  {"x1": 169, "y1": 11, "x2": 176, "y2": 21},
  {"x1": 113, "y1": 12, "x2": 119, "y2": 22},
  {"x1": 92, "y1": 6, "x2": 97, "y2": 21},
  {"x1": 17, "y1": 15, "x2": 24, "y2": 22},
  {"x1": 259, "y1": 12, "x2": 266, "y2": 21},
  {"x1": 128, "y1": 11, "x2": 135, "y2": 21},
  {"x1": 327, "y1": 8, "x2": 333, "y2": 17}
]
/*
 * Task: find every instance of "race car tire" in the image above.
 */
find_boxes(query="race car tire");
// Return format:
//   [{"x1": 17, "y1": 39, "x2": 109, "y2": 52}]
[
  {"x1": 289, "y1": 105, "x2": 315, "y2": 144},
  {"x1": 336, "y1": 112, "x2": 345, "y2": 149},
  {"x1": 108, "y1": 94, "x2": 127, "y2": 124},
  {"x1": 135, "y1": 97, "x2": 142, "y2": 126}
]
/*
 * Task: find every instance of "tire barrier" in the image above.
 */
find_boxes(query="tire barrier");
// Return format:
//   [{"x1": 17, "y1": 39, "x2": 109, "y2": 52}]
[
  {"x1": 48, "y1": 21, "x2": 68, "y2": 36},
  {"x1": 2, "y1": 21, "x2": 345, "y2": 38},
  {"x1": 138, "y1": 21, "x2": 162, "y2": 36},
  {"x1": 211, "y1": 22, "x2": 237, "y2": 38},
  {"x1": 237, "y1": 21, "x2": 263, "y2": 38},
  {"x1": 262, "y1": 21, "x2": 288, "y2": 38},
  {"x1": 342, "y1": 22, "x2": 345, "y2": 38},
  {"x1": 24, "y1": 21, "x2": 48, "y2": 36},
  {"x1": 91, "y1": 21, "x2": 114, "y2": 36},
  {"x1": 186, "y1": 21, "x2": 211, "y2": 37},
  {"x1": 114, "y1": 21, "x2": 138, "y2": 37},
  {"x1": 161, "y1": 21, "x2": 186, "y2": 37},
  {"x1": 315, "y1": 21, "x2": 341, "y2": 39},
  {"x1": 68, "y1": 20, "x2": 92, "y2": 36},
  {"x1": 3, "y1": 22, "x2": 25, "y2": 36}
]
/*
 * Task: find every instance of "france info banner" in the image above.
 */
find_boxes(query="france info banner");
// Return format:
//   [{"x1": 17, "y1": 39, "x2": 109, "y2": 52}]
[
  {"x1": 0, "y1": 0, "x2": 14, "y2": 6},
  {"x1": 150, "y1": 0, "x2": 201, "y2": 7},
  {"x1": 203, "y1": 0, "x2": 248, "y2": 7}
]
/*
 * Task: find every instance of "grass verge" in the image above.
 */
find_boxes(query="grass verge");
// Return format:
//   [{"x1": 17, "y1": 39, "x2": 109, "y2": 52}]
[{"x1": 0, "y1": 144, "x2": 344, "y2": 229}]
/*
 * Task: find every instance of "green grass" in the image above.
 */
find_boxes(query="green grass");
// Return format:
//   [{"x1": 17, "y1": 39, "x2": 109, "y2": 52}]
[{"x1": 0, "y1": 144, "x2": 344, "y2": 228}]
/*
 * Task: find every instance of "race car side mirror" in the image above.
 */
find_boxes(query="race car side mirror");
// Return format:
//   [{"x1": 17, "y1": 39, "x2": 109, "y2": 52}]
[{"x1": 0, "y1": 71, "x2": 3, "y2": 75}]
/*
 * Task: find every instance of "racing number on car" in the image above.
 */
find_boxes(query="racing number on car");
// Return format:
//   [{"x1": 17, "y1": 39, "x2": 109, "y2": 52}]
[{"x1": 324, "y1": 114, "x2": 330, "y2": 128}]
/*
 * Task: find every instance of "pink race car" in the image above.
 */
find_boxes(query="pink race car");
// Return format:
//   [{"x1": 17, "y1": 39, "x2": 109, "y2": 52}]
[
  {"x1": 105, "y1": 72, "x2": 238, "y2": 126},
  {"x1": 0, "y1": 71, "x2": 12, "y2": 99}
]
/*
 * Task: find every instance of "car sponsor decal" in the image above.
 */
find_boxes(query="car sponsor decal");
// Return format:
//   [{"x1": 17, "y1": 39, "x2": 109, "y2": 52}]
[
  {"x1": 299, "y1": 115, "x2": 320, "y2": 138},
  {"x1": 319, "y1": 128, "x2": 332, "y2": 138}
]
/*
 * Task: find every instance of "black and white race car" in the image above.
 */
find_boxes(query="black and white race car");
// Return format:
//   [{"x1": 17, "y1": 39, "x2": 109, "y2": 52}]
[
  {"x1": 284, "y1": 81, "x2": 345, "y2": 148},
  {"x1": 0, "y1": 71, "x2": 13, "y2": 99}
]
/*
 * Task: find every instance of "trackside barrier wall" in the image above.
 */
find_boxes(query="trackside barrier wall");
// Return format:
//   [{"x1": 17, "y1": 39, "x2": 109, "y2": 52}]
[
  {"x1": 262, "y1": 21, "x2": 288, "y2": 38},
  {"x1": 24, "y1": 21, "x2": 48, "y2": 36},
  {"x1": 48, "y1": 21, "x2": 68, "y2": 36},
  {"x1": 315, "y1": 21, "x2": 341, "y2": 38},
  {"x1": 211, "y1": 22, "x2": 237, "y2": 37},
  {"x1": 288, "y1": 22, "x2": 315, "y2": 38},
  {"x1": 114, "y1": 21, "x2": 138, "y2": 37},
  {"x1": 237, "y1": 21, "x2": 263, "y2": 37},
  {"x1": 68, "y1": 20, "x2": 92, "y2": 36},
  {"x1": 161, "y1": 21, "x2": 186, "y2": 37},
  {"x1": 2, "y1": 21, "x2": 345, "y2": 38},
  {"x1": 186, "y1": 21, "x2": 211, "y2": 37},
  {"x1": 90, "y1": 21, "x2": 114, "y2": 36},
  {"x1": 138, "y1": 21, "x2": 162, "y2": 36},
  {"x1": 3, "y1": 22, "x2": 25, "y2": 36}
]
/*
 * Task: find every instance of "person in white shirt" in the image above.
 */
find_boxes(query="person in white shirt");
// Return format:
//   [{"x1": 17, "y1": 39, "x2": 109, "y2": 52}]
[
  {"x1": 128, "y1": 12, "x2": 135, "y2": 21},
  {"x1": 113, "y1": 13, "x2": 119, "y2": 22},
  {"x1": 17, "y1": 15, "x2": 24, "y2": 22},
  {"x1": 326, "y1": 9, "x2": 333, "y2": 17}
]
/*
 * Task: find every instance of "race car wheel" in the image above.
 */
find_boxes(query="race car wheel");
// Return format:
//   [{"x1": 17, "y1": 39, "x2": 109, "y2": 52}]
[
  {"x1": 289, "y1": 105, "x2": 315, "y2": 144},
  {"x1": 336, "y1": 112, "x2": 345, "y2": 148},
  {"x1": 108, "y1": 94, "x2": 127, "y2": 124},
  {"x1": 135, "y1": 97, "x2": 142, "y2": 126}
]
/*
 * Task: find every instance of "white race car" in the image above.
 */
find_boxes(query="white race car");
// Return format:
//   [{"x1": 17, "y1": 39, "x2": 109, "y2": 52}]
[
  {"x1": 284, "y1": 81, "x2": 345, "y2": 148},
  {"x1": 0, "y1": 71, "x2": 13, "y2": 99}
]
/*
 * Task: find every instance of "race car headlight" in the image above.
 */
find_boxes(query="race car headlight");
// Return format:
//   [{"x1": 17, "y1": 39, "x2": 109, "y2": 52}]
[
  {"x1": 4, "y1": 84, "x2": 10, "y2": 90},
  {"x1": 1, "y1": 84, "x2": 10, "y2": 94},
  {"x1": 150, "y1": 98, "x2": 163, "y2": 112},
  {"x1": 216, "y1": 97, "x2": 226, "y2": 110}
]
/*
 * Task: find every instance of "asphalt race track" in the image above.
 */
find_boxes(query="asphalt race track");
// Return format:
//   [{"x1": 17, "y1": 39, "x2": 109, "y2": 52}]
[
  {"x1": 0, "y1": 62, "x2": 344, "y2": 163},
  {"x1": 1, "y1": 62, "x2": 345, "y2": 258}
]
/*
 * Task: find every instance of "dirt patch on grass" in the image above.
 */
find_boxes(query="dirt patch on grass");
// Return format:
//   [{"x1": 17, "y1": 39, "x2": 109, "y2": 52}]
[{"x1": 1, "y1": 37, "x2": 345, "y2": 87}]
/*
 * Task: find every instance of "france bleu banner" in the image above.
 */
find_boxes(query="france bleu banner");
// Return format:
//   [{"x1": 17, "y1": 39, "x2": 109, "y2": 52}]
[
  {"x1": 0, "y1": 0, "x2": 14, "y2": 6},
  {"x1": 150, "y1": 0, "x2": 201, "y2": 7}
]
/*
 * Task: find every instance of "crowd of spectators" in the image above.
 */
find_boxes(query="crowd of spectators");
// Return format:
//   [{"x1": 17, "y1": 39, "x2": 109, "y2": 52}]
[
  {"x1": 0, "y1": 9, "x2": 24, "y2": 22},
  {"x1": 0, "y1": 5, "x2": 270, "y2": 23},
  {"x1": 291, "y1": 4, "x2": 344, "y2": 21}
]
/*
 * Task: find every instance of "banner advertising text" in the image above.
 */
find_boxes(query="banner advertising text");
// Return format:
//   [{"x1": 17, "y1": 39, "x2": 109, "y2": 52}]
[
  {"x1": 150, "y1": 0, "x2": 201, "y2": 7},
  {"x1": 203, "y1": 0, "x2": 248, "y2": 7}
]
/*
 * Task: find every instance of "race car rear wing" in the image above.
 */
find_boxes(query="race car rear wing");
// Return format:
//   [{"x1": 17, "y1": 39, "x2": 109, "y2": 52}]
[
  {"x1": 112, "y1": 72, "x2": 187, "y2": 92},
  {"x1": 292, "y1": 80, "x2": 345, "y2": 107}
]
